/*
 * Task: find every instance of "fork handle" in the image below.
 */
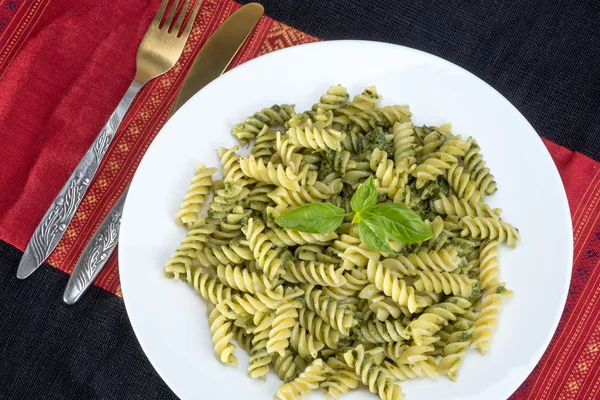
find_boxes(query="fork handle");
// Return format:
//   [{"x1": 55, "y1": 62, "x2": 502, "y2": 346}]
[
  {"x1": 16, "y1": 80, "x2": 143, "y2": 280},
  {"x1": 63, "y1": 187, "x2": 129, "y2": 304}
]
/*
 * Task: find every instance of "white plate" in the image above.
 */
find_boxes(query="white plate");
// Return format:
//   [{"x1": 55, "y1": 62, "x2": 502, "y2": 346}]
[{"x1": 120, "y1": 40, "x2": 572, "y2": 400}]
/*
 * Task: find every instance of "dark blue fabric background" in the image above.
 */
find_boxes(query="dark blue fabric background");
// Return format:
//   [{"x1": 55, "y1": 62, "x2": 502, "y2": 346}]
[{"x1": 1, "y1": 1, "x2": 599, "y2": 399}]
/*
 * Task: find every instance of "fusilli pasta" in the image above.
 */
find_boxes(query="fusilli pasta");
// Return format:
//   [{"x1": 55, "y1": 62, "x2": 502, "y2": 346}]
[{"x1": 165, "y1": 84, "x2": 520, "y2": 399}]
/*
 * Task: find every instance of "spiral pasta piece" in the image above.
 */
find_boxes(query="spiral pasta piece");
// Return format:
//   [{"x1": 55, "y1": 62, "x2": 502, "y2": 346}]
[
  {"x1": 471, "y1": 284, "x2": 513, "y2": 354},
  {"x1": 351, "y1": 85, "x2": 382, "y2": 110},
  {"x1": 321, "y1": 357, "x2": 360, "y2": 398},
  {"x1": 176, "y1": 162, "x2": 217, "y2": 227},
  {"x1": 220, "y1": 287, "x2": 284, "y2": 320},
  {"x1": 340, "y1": 243, "x2": 382, "y2": 270},
  {"x1": 395, "y1": 344, "x2": 435, "y2": 364},
  {"x1": 215, "y1": 264, "x2": 275, "y2": 294},
  {"x1": 343, "y1": 159, "x2": 373, "y2": 186},
  {"x1": 210, "y1": 178, "x2": 251, "y2": 216},
  {"x1": 433, "y1": 194, "x2": 501, "y2": 219},
  {"x1": 366, "y1": 260, "x2": 423, "y2": 313},
  {"x1": 356, "y1": 318, "x2": 410, "y2": 343},
  {"x1": 272, "y1": 350, "x2": 299, "y2": 383},
  {"x1": 218, "y1": 146, "x2": 242, "y2": 179},
  {"x1": 305, "y1": 284, "x2": 354, "y2": 335},
  {"x1": 289, "y1": 322, "x2": 325, "y2": 359},
  {"x1": 267, "y1": 300, "x2": 301, "y2": 355},
  {"x1": 385, "y1": 249, "x2": 461, "y2": 275},
  {"x1": 298, "y1": 308, "x2": 340, "y2": 349},
  {"x1": 438, "y1": 329, "x2": 471, "y2": 381},
  {"x1": 413, "y1": 270, "x2": 477, "y2": 298},
  {"x1": 415, "y1": 127, "x2": 444, "y2": 155},
  {"x1": 369, "y1": 147, "x2": 409, "y2": 199},
  {"x1": 239, "y1": 155, "x2": 300, "y2": 192},
  {"x1": 382, "y1": 341, "x2": 410, "y2": 362},
  {"x1": 268, "y1": 182, "x2": 341, "y2": 211},
  {"x1": 479, "y1": 241, "x2": 501, "y2": 289},
  {"x1": 406, "y1": 297, "x2": 471, "y2": 346},
  {"x1": 244, "y1": 182, "x2": 275, "y2": 212},
  {"x1": 306, "y1": 107, "x2": 335, "y2": 129},
  {"x1": 392, "y1": 121, "x2": 417, "y2": 168},
  {"x1": 343, "y1": 345, "x2": 403, "y2": 400},
  {"x1": 193, "y1": 272, "x2": 237, "y2": 305},
  {"x1": 275, "y1": 359, "x2": 332, "y2": 400},
  {"x1": 286, "y1": 121, "x2": 344, "y2": 152},
  {"x1": 244, "y1": 218, "x2": 286, "y2": 279},
  {"x1": 322, "y1": 268, "x2": 368, "y2": 301},
  {"x1": 231, "y1": 104, "x2": 295, "y2": 144},
  {"x1": 248, "y1": 323, "x2": 272, "y2": 379},
  {"x1": 445, "y1": 163, "x2": 483, "y2": 203},
  {"x1": 252, "y1": 126, "x2": 278, "y2": 160},
  {"x1": 195, "y1": 242, "x2": 254, "y2": 269},
  {"x1": 231, "y1": 325, "x2": 253, "y2": 353},
  {"x1": 268, "y1": 228, "x2": 338, "y2": 247},
  {"x1": 459, "y1": 216, "x2": 521, "y2": 248},
  {"x1": 411, "y1": 152, "x2": 456, "y2": 188},
  {"x1": 382, "y1": 357, "x2": 438, "y2": 380},
  {"x1": 295, "y1": 244, "x2": 342, "y2": 265},
  {"x1": 208, "y1": 306, "x2": 237, "y2": 366},
  {"x1": 359, "y1": 284, "x2": 403, "y2": 321},
  {"x1": 164, "y1": 225, "x2": 213, "y2": 280},
  {"x1": 275, "y1": 131, "x2": 303, "y2": 171},
  {"x1": 337, "y1": 104, "x2": 411, "y2": 134},
  {"x1": 312, "y1": 85, "x2": 349, "y2": 111},
  {"x1": 463, "y1": 138, "x2": 497, "y2": 195},
  {"x1": 283, "y1": 261, "x2": 346, "y2": 287},
  {"x1": 207, "y1": 206, "x2": 252, "y2": 245}
]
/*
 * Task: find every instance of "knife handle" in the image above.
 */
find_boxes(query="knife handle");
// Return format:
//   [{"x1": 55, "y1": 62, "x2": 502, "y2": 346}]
[
  {"x1": 17, "y1": 80, "x2": 142, "y2": 279},
  {"x1": 63, "y1": 187, "x2": 128, "y2": 304}
]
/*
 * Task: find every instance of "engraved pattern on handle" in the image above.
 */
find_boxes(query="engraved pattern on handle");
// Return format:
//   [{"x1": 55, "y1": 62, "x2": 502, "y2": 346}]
[
  {"x1": 17, "y1": 81, "x2": 142, "y2": 279},
  {"x1": 63, "y1": 190, "x2": 128, "y2": 304}
]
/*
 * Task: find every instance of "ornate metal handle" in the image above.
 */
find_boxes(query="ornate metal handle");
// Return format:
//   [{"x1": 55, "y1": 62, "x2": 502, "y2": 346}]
[
  {"x1": 63, "y1": 188, "x2": 128, "y2": 304},
  {"x1": 16, "y1": 80, "x2": 143, "y2": 280}
]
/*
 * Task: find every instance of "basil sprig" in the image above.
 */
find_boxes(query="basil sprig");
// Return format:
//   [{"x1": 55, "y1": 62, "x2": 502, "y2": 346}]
[
  {"x1": 275, "y1": 176, "x2": 432, "y2": 252},
  {"x1": 274, "y1": 202, "x2": 346, "y2": 234}
]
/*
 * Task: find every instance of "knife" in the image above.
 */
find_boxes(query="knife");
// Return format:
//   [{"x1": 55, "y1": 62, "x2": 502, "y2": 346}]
[{"x1": 62, "y1": 3, "x2": 264, "y2": 304}]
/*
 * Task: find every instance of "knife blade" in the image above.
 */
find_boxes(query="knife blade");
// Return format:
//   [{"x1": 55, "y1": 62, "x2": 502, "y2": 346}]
[{"x1": 62, "y1": 3, "x2": 264, "y2": 304}]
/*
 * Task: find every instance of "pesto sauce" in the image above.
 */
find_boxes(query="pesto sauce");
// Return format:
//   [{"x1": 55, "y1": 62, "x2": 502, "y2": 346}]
[
  {"x1": 318, "y1": 150, "x2": 345, "y2": 180},
  {"x1": 355, "y1": 127, "x2": 394, "y2": 155},
  {"x1": 469, "y1": 282, "x2": 483, "y2": 301},
  {"x1": 252, "y1": 113, "x2": 267, "y2": 123},
  {"x1": 296, "y1": 296, "x2": 307, "y2": 308},
  {"x1": 436, "y1": 176, "x2": 452, "y2": 196}
]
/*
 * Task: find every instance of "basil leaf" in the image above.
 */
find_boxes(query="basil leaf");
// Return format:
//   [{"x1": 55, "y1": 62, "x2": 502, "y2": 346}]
[
  {"x1": 275, "y1": 203, "x2": 345, "y2": 233},
  {"x1": 358, "y1": 219, "x2": 395, "y2": 253},
  {"x1": 351, "y1": 175, "x2": 377, "y2": 213},
  {"x1": 365, "y1": 203, "x2": 433, "y2": 243}
]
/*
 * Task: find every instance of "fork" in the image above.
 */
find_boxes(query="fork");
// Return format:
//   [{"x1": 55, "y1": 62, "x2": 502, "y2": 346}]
[{"x1": 16, "y1": 0, "x2": 201, "y2": 280}]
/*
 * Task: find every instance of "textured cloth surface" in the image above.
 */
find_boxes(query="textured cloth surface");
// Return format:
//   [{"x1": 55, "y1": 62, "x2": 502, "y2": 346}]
[
  {"x1": 0, "y1": 0, "x2": 599, "y2": 399},
  {"x1": 0, "y1": 241, "x2": 176, "y2": 400}
]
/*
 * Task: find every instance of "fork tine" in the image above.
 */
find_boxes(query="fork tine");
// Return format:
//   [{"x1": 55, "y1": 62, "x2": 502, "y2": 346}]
[
  {"x1": 152, "y1": 0, "x2": 170, "y2": 26},
  {"x1": 179, "y1": 0, "x2": 201, "y2": 38},
  {"x1": 164, "y1": 0, "x2": 181, "y2": 30},
  {"x1": 172, "y1": 0, "x2": 191, "y2": 34}
]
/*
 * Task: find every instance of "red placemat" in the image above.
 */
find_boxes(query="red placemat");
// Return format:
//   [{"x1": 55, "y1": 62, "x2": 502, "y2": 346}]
[{"x1": 0, "y1": 0, "x2": 598, "y2": 398}]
